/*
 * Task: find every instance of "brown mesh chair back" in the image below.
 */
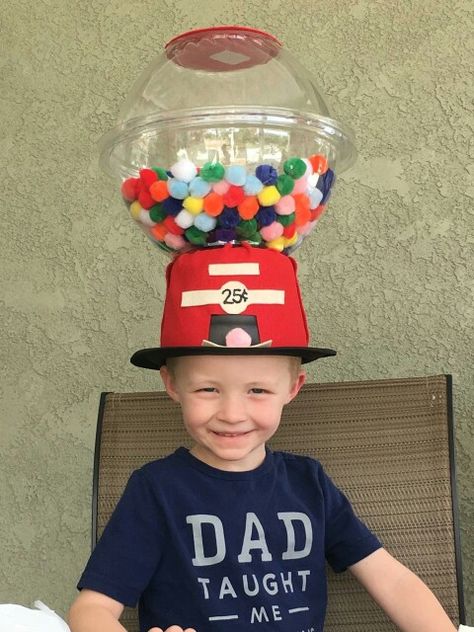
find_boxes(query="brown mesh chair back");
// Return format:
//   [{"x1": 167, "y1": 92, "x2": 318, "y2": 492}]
[{"x1": 92, "y1": 375, "x2": 464, "y2": 631}]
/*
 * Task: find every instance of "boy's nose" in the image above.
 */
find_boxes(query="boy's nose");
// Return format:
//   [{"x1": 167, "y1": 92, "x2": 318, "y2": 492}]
[{"x1": 216, "y1": 395, "x2": 247, "y2": 423}]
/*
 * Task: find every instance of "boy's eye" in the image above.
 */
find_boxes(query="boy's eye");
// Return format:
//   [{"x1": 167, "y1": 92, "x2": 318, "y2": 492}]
[
  {"x1": 250, "y1": 388, "x2": 267, "y2": 394},
  {"x1": 197, "y1": 387, "x2": 217, "y2": 393}
]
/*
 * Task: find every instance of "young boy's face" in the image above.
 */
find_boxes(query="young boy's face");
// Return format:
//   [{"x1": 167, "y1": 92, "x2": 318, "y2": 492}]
[{"x1": 160, "y1": 354, "x2": 305, "y2": 472}]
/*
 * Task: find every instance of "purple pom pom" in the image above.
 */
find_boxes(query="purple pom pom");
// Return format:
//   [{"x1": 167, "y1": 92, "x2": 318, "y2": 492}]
[
  {"x1": 256, "y1": 206, "x2": 277, "y2": 227},
  {"x1": 215, "y1": 228, "x2": 237, "y2": 242},
  {"x1": 255, "y1": 164, "x2": 278, "y2": 185}
]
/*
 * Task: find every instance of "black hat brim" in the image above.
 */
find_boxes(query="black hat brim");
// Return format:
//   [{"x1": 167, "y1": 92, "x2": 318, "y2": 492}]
[{"x1": 130, "y1": 346, "x2": 336, "y2": 370}]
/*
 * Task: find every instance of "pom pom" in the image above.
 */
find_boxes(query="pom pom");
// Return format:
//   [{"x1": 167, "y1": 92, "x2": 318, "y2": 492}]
[
  {"x1": 292, "y1": 176, "x2": 308, "y2": 194},
  {"x1": 311, "y1": 204, "x2": 326, "y2": 222},
  {"x1": 236, "y1": 219, "x2": 258, "y2": 239},
  {"x1": 244, "y1": 174, "x2": 264, "y2": 196},
  {"x1": 308, "y1": 187, "x2": 323, "y2": 209},
  {"x1": 212, "y1": 179, "x2": 230, "y2": 195},
  {"x1": 149, "y1": 222, "x2": 167, "y2": 241},
  {"x1": 137, "y1": 188, "x2": 156, "y2": 209},
  {"x1": 152, "y1": 166, "x2": 169, "y2": 180},
  {"x1": 164, "y1": 215, "x2": 184, "y2": 235},
  {"x1": 149, "y1": 204, "x2": 166, "y2": 223},
  {"x1": 284, "y1": 231, "x2": 299, "y2": 248},
  {"x1": 185, "y1": 225, "x2": 208, "y2": 245},
  {"x1": 189, "y1": 176, "x2": 212, "y2": 198},
  {"x1": 225, "y1": 328, "x2": 252, "y2": 347},
  {"x1": 283, "y1": 157, "x2": 307, "y2": 179},
  {"x1": 129, "y1": 200, "x2": 142, "y2": 221},
  {"x1": 170, "y1": 158, "x2": 198, "y2": 182},
  {"x1": 194, "y1": 212, "x2": 217, "y2": 232},
  {"x1": 183, "y1": 196, "x2": 204, "y2": 215},
  {"x1": 260, "y1": 221, "x2": 284, "y2": 242},
  {"x1": 257, "y1": 185, "x2": 281, "y2": 207},
  {"x1": 256, "y1": 206, "x2": 277, "y2": 227},
  {"x1": 164, "y1": 233, "x2": 186, "y2": 250},
  {"x1": 275, "y1": 195, "x2": 295, "y2": 216},
  {"x1": 223, "y1": 185, "x2": 245, "y2": 208},
  {"x1": 302, "y1": 158, "x2": 314, "y2": 176},
  {"x1": 297, "y1": 220, "x2": 315, "y2": 236},
  {"x1": 266, "y1": 236, "x2": 286, "y2": 252},
  {"x1": 218, "y1": 208, "x2": 240, "y2": 228},
  {"x1": 215, "y1": 227, "x2": 236, "y2": 242},
  {"x1": 203, "y1": 192, "x2": 225, "y2": 217},
  {"x1": 121, "y1": 177, "x2": 140, "y2": 201},
  {"x1": 225, "y1": 165, "x2": 247, "y2": 186},
  {"x1": 294, "y1": 193, "x2": 311, "y2": 226},
  {"x1": 200, "y1": 161, "x2": 225, "y2": 182},
  {"x1": 308, "y1": 154, "x2": 328, "y2": 175},
  {"x1": 275, "y1": 174, "x2": 294, "y2": 196},
  {"x1": 167, "y1": 179, "x2": 189, "y2": 200},
  {"x1": 237, "y1": 196, "x2": 259, "y2": 220},
  {"x1": 149, "y1": 180, "x2": 169, "y2": 202},
  {"x1": 175, "y1": 209, "x2": 195, "y2": 229},
  {"x1": 139, "y1": 208, "x2": 156, "y2": 227},
  {"x1": 255, "y1": 164, "x2": 278, "y2": 185},
  {"x1": 139, "y1": 168, "x2": 158, "y2": 187},
  {"x1": 162, "y1": 196, "x2": 183, "y2": 216},
  {"x1": 283, "y1": 224, "x2": 297, "y2": 239},
  {"x1": 276, "y1": 212, "x2": 295, "y2": 227}
]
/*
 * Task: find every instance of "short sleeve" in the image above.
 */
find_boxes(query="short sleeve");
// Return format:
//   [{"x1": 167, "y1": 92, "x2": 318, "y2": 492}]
[
  {"x1": 77, "y1": 469, "x2": 165, "y2": 606},
  {"x1": 318, "y1": 466, "x2": 382, "y2": 573}
]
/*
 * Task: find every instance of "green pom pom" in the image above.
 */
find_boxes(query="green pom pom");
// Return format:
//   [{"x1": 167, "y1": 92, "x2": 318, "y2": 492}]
[
  {"x1": 185, "y1": 226, "x2": 208, "y2": 245},
  {"x1": 283, "y1": 157, "x2": 307, "y2": 179},
  {"x1": 149, "y1": 204, "x2": 166, "y2": 223},
  {"x1": 246, "y1": 232, "x2": 262, "y2": 245},
  {"x1": 200, "y1": 161, "x2": 225, "y2": 182},
  {"x1": 277, "y1": 213, "x2": 295, "y2": 227},
  {"x1": 276, "y1": 174, "x2": 294, "y2": 195},
  {"x1": 236, "y1": 219, "x2": 258, "y2": 238},
  {"x1": 152, "y1": 167, "x2": 168, "y2": 181}
]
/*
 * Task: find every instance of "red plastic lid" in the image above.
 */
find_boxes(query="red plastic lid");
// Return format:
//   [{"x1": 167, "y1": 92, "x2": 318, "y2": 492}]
[{"x1": 165, "y1": 25, "x2": 281, "y2": 72}]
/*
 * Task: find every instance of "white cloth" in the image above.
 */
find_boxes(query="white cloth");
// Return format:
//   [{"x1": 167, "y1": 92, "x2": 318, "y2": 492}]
[
  {"x1": 459, "y1": 626, "x2": 474, "y2": 631},
  {"x1": 0, "y1": 601, "x2": 70, "y2": 631}
]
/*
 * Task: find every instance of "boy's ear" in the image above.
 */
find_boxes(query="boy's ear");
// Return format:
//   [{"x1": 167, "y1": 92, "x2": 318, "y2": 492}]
[
  {"x1": 286, "y1": 369, "x2": 306, "y2": 404},
  {"x1": 160, "y1": 366, "x2": 180, "y2": 402}
]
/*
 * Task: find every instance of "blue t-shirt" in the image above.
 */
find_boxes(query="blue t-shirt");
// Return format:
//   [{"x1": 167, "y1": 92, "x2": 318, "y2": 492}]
[{"x1": 78, "y1": 448, "x2": 382, "y2": 631}]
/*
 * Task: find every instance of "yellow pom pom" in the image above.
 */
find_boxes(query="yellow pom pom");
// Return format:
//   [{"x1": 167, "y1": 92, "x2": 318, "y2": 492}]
[
  {"x1": 130, "y1": 201, "x2": 142, "y2": 221},
  {"x1": 183, "y1": 196, "x2": 204, "y2": 215},
  {"x1": 266, "y1": 236, "x2": 286, "y2": 252},
  {"x1": 284, "y1": 232, "x2": 299, "y2": 248},
  {"x1": 258, "y1": 185, "x2": 281, "y2": 207}
]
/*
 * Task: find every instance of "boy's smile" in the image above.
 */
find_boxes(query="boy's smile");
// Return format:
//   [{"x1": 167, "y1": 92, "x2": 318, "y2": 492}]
[{"x1": 160, "y1": 355, "x2": 305, "y2": 471}]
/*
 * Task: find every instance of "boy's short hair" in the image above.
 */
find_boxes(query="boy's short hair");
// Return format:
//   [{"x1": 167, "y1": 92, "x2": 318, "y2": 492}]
[{"x1": 165, "y1": 355, "x2": 303, "y2": 383}]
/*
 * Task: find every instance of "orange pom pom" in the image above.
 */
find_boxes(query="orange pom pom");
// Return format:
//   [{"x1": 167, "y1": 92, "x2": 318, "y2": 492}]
[
  {"x1": 308, "y1": 154, "x2": 328, "y2": 175},
  {"x1": 237, "y1": 196, "x2": 259, "y2": 220},
  {"x1": 149, "y1": 222, "x2": 168, "y2": 241},
  {"x1": 149, "y1": 180, "x2": 169, "y2": 203},
  {"x1": 293, "y1": 193, "x2": 311, "y2": 226},
  {"x1": 203, "y1": 192, "x2": 225, "y2": 217}
]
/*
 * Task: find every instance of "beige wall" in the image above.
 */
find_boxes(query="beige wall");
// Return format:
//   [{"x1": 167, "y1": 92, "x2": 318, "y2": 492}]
[{"x1": 1, "y1": 0, "x2": 473, "y2": 623}]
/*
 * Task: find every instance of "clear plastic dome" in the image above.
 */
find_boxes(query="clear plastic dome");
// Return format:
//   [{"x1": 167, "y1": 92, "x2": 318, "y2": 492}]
[{"x1": 99, "y1": 26, "x2": 356, "y2": 255}]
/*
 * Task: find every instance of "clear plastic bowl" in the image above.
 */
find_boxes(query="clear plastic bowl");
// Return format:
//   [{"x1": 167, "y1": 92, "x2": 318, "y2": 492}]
[{"x1": 98, "y1": 26, "x2": 356, "y2": 254}]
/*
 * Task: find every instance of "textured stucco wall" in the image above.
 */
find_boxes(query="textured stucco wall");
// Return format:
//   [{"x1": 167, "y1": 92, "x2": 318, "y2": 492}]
[{"x1": 1, "y1": 0, "x2": 473, "y2": 623}]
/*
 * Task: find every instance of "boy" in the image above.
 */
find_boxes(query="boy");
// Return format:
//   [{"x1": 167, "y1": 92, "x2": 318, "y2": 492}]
[{"x1": 69, "y1": 245, "x2": 457, "y2": 632}]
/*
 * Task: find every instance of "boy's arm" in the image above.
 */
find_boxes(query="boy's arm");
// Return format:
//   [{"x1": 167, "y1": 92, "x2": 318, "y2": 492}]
[
  {"x1": 68, "y1": 589, "x2": 126, "y2": 632},
  {"x1": 349, "y1": 548, "x2": 457, "y2": 631}
]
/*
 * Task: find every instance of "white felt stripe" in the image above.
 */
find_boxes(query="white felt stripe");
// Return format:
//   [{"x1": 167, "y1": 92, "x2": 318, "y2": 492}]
[
  {"x1": 208, "y1": 263, "x2": 260, "y2": 276},
  {"x1": 181, "y1": 288, "x2": 284, "y2": 308}
]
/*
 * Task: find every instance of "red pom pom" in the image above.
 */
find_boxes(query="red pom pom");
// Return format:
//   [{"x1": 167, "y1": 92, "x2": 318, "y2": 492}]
[
  {"x1": 223, "y1": 185, "x2": 245, "y2": 208},
  {"x1": 311, "y1": 204, "x2": 326, "y2": 221},
  {"x1": 138, "y1": 189, "x2": 156, "y2": 209},
  {"x1": 283, "y1": 224, "x2": 297, "y2": 239},
  {"x1": 164, "y1": 215, "x2": 184, "y2": 235},
  {"x1": 121, "y1": 178, "x2": 140, "y2": 202},
  {"x1": 139, "y1": 168, "x2": 158, "y2": 187}
]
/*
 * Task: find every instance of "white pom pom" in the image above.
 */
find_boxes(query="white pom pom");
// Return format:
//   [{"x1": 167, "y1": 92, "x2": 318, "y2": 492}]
[
  {"x1": 303, "y1": 158, "x2": 314, "y2": 177},
  {"x1": 175, "y1": 209, "x2": 194, "y2": 229},
  {"x1": 138, "y1": 209, "x2": 156, "y2": 227},
  {"x1": 170, "y1": 158, "x2": 198, "y2": 183}
]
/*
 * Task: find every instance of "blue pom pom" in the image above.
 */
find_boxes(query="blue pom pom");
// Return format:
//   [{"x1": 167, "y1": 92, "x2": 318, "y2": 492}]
[
  {"x1": 321, "y1": 169, "x2": 335, "y2": 204},
  {"x1": 167, "y1": 179, "x2": 189, "y2": 200},
  {"x1": 189, "y1": 176, "x2": 212, "y2": 198},
  {"x1": 256, "y1": 206, "x2": 277, "y2": 226},
  {"x1": 218, "y1": 208, "x2": 240, "y2": 228},
  {"x1": 225, "y1": 165, "x2": 247, "y2": 186},
  {"x1": 255, "y1": 164, "x2": 278, "y2": 185},
  {"x1": 162, "y1": 196, "x2": 183, "y2": 216},
  {"x1": 215, "y1": 228, "x2": 237, "y2": 242},
  {"x1": 194, "y1": 212, "x2": 217, "y2": 232},
  {"x1": 244, "y1": 174, "x2": 264, "y2": 196},
  {"x1": 308, "y1": 187, "x2": 323, "y2": 209}
]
